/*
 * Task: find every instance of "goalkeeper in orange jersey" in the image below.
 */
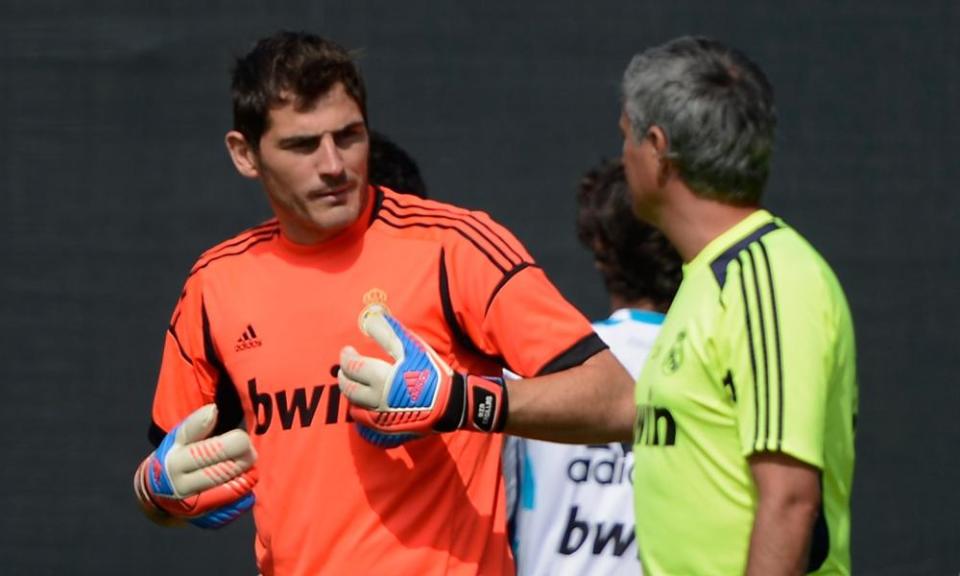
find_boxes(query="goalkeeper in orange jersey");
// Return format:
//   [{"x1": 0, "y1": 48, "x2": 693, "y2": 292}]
[{"x1": 134, "y1": 30, "x2": 634, "y2": 576}]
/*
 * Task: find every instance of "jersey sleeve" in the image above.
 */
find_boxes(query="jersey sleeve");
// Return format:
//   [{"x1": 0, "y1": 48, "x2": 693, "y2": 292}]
[
  {"x1": 148, "y1": 270, "x2": 224, "y2": 444},
  {"x1": 443, "y1": 210, "x2": 605, "y2": 377},
  {"x1": 719, "y1": 245, "x2": 837, "y2": 469}
]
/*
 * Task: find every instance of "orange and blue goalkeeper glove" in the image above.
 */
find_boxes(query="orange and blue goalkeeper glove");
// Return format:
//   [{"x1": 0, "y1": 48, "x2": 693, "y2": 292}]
[
  {"x1": 134, "y1": 404, "x2": 258, "y2": 529},
  {"x1": 338, "y1": 305, "x2": 508, "y2": 444}
]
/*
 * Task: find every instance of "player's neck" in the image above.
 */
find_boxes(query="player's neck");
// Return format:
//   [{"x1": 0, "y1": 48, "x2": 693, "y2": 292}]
[{"x1": 655, "y1": 186, "x2": 760, "y2": 263}]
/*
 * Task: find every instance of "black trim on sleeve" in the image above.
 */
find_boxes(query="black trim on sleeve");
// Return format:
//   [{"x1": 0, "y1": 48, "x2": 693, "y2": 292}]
[
  {"x1": 381, "y1": 194, "x2": 527, "y2": 267},
  {"x1": 202, "y1": 299, "x2": 244, "y2": 436},
  {"x1": 483, "y1": 262, "x2": 537, "y2": 316},
  {"x1": 710, "y1": 221, "x2": 781, "y2": 289},
  {"x1": 167, "y1": 322, "x2": 193, "y2": 366},
  {"x1": 536, "y1": 333, "x2": 609, "y2": 376},
  {"x1": 757, "y1": 239, "x2": 784, "y2": 450},
  {"x1": 737, "y1": 257, "x2": 761, "y2": 450},
  {"x1": 744, "y1": 248, "x2": 772, "y2": 450},
  {"x1": 189, "y1": 231, "x2": 278, "y2": 278},
  {"x1": 380, "y1": 210, "x2": 509, "y2": 273},
  {"x1": 438, "y1": 249, "x2": 505, "y2": 367}
]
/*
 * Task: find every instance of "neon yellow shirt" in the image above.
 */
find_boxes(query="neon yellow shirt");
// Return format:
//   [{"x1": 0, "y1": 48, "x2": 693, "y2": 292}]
[{"x1": 633, "y1": 210, "x2": 857, "y2": 575}]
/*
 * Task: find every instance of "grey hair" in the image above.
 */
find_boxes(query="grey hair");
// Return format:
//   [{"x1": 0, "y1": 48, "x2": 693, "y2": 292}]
[{"x1": 621, "y1": 36, "x2": 776, "y2": 205}]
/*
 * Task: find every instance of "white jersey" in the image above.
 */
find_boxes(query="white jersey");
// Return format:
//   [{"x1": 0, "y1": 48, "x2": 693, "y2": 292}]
[{"x1": 504, "y1": 309, "x2": 664, "y2": 576}]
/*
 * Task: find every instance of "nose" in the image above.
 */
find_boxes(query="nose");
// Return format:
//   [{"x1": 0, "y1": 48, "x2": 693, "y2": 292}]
[{"x1": 316, "y1": 134, "x2": 345, "y2": 177}]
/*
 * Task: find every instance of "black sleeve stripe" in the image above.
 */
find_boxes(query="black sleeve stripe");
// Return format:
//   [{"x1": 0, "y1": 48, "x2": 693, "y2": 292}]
[
  {"x1": 739, "y1": 241, "x2": 786, "y2": 453},
  {"x1": 757, "y1": 239, "x2": 784, "y2": 450},
  {"x1": 383, "y1": 195, "x2": 527, "y2": 265},
  {"x1": 536, "y1": 333, "x2": 608, "y2": 376},
  {"x1": 379, "y1": 213, "x2": 509, "y2": 273},
  {"x1": 167, "y1": 324, "x2": 193, "y2": 366},
  {"x1": 189, "y1": 231, "x2": 279, "y2": 278},
  {"x1": 744, "y1": 247, "x2": 772, "y2": 451},
  {"x1": 438, "y1": 250, "x2": 507, "y2": 366},
  {"x1": 484, "y1": 263, "x2": 539, "y2": 316},
  {"x1": 195, "y1": 223, "x2": 280, "y2": 263},
  {"x1": 201, "y1": 299, "x2": 244, "y2": 436},
  {"x1": 377, "y1": 204, "x2": 524, "y2": 271},
  {"x1": 736, "y1": 256, "x2": 761, "y2": 450},
  {"x1": 710, "y1": 221, "x2": 781, "y2": 289}
]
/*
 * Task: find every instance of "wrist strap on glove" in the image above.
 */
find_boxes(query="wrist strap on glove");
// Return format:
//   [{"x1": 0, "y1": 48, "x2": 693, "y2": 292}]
[{"x1": 435, "y1": 374, "x2": 508, "y2": 433}]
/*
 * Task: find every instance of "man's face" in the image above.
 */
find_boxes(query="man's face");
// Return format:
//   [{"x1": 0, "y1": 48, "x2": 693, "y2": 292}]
[
  {"x1": 619, "y1": 110, "x2": 658, "y2": 221},
  {"x1": 254, "y1": 83, "x2": 369, "y2": 244}
]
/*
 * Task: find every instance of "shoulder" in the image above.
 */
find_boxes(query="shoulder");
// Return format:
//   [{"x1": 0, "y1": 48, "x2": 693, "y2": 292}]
[
  {"x1": 710, "y1": 218, "x2": 852, "y2": 337},
  {"x1": 374, "y1": 187, "x2": 514, "y2": 238},
  {"x1": 753, "y1": 222, "x2": 847, "y2": 306},
  {"x1": 189, "y1": 219, "x2": 281, "y2": 278},
  {"x1": 708, "y1": 218, "x2": 838, "y2": 295},
  {"x1": 373, "y1": 187, "x2": 533, "y2": 270}
]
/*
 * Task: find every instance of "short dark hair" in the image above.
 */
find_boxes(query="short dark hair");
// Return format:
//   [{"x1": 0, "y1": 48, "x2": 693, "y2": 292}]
[
  {"x1": 576, "y1": 159, "x2": 682, "y2": 311},
  {"x1": 369, "y1": 131, "x2": 428, "y2": 199},
  {"x1": 622, "y1": 36, "x2": 776, "y2": 205},
  {"x1": 231, "y1": 31, "x2": 367, "y2": 149}
]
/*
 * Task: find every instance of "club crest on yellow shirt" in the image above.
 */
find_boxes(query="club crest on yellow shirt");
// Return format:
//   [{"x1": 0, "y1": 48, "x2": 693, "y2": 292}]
[{"x1": 662, "y1": 330, "x2": 686, "y2": 374}]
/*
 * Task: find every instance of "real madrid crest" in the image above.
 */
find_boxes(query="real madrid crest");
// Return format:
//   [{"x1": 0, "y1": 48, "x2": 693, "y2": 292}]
[
  {"x1": 359, "y1": 288, "x2": 391, "y2": 333},
  {"x1": 662, "y1": 330, "x2": 686, "y2": 374}
]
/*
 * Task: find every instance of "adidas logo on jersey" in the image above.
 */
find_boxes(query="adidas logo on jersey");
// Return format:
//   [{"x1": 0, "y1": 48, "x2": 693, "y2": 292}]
[
  {"x1": 566, "y1": 443, "x2": 634, "y2": 485},
  {"x1": 235, "y1": 324, "x2": 262, "y2": 352}
]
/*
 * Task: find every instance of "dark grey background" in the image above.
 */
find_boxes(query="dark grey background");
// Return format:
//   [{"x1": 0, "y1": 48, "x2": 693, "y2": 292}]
[{"x1": 1, "y1": 1, "x2": 957, "y2": 574}]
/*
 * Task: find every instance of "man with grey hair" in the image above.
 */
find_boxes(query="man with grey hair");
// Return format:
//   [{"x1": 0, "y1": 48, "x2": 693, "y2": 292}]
[{"x1": 620, "y1": 36, "x2": 857, "y2": 575}]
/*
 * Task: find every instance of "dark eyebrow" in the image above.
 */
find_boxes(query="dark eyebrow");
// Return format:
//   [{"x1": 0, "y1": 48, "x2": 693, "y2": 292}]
[
  {"x1": 276, "y1": 121, "x2": 366, "y2": 148},
  {"x1": 334, "y1": 121, "x2": 366, "y2": 135},
  {"x1": 277, "y1": 135, "x2": 319, "y2": 149}
]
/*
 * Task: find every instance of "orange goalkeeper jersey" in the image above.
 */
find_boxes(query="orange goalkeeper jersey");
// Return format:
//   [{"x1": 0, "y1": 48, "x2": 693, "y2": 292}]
[{"x1": 148, "y1": 186, "x2": 606, "y2": 575}]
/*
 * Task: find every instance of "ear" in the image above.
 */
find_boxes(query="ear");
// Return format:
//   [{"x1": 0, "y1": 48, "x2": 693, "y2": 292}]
[
  {"x1": 645, "y1": 125, "x2": 669, "y2": 160},
  {"x1": 645, "y1": 125, "x2": 672, "y2": 185},
  {"x1": 225, "y1": 131, "x2": 260, "y2": 179}
]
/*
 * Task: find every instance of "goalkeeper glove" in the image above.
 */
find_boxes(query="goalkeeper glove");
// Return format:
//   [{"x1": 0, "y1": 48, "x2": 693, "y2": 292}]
[
  {"x1": 338, "y1": 305, "x2": 508, "y2": 438},
  {"x1": 134, "y1": 404, "x2": 258, "y2": 529}
]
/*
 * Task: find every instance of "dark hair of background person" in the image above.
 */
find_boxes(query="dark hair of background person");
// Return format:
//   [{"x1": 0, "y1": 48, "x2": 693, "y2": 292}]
[
  {"x1": 621, "y1": 36, "x2": 776, "y2": 205},
  {"x1": 576, "y1": 159, "x2": 682, "y2": 312},
  {"x1": 230, "y1": 30, "x2": 368, "y2": 150},
  {"x1": 369, "y1": 131, "x2": 429, "y2": 199}
]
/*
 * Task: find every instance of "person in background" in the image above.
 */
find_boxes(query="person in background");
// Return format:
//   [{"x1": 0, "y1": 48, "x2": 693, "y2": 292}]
[
  {"x1": 368, "y1": 130, "x2": 428, "y2": 199},
  {"x1": 504, "y1": 158, "x2": 681, "y2": 575}
]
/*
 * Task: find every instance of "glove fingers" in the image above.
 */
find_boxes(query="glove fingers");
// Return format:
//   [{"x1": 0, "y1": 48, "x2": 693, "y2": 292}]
[
  {"x1": 175, "y1": 457, "x2": 255, "y2": 497},
  {"x1": 205, "y1": 428, "x2": 256, "y2": 465},
  {"x1": 175, "y1": 404, "x2": 218, "y2": 445},
  {"x1": 160, "y1": 468, "x2": 258, "y2": 516},
  {"x1": 166, "y1": 429, "x2": 256, "y2": 495},
  {"x1": 360, "y1": 306, "x2": 405, "y2": 360},
  {"x1": 339, "y1": 346, "x2": 393, "y2": 409}
]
